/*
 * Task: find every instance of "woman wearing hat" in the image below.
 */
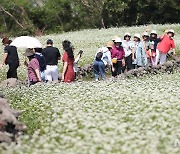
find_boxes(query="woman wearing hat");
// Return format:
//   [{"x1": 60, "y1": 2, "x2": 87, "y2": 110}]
[
  {"x1": 24, "y1": 49, "x2": 42, "y2": 85},
  {"x1": 110, "y1": 37, "x2": 125, "y2": 77},
  {"x1": 142, "y1": 32, "x2": 151, "y2": 65},
  {"x1": 132, "y1": 34, "x2": 147, "y2": 68},
  {"x1": 149, "y1": 30, "x2": 161, "y2": 65},
  {"x1": 156, "y1": 29, "x2": 176, "y2": 64},
  {"x1": 0, "y1": 37, "x2": 19, "y2": 79},
  {"x1": 122, "y1": 33, "x2": 133, "y2": 72},
  {"x1": 93, "y1": 41, "x2": 114, "y2": 81}
]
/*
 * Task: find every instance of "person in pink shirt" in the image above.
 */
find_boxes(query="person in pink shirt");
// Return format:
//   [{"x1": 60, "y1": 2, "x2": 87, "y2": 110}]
[
  {"x1": 24, "y1": 49, "x2": 42, "y2": 85},
  {"x1": 110, "y1": 37, "x2": 125, "y2": 77},
  {"x1": 156, "y1": 29, "x2": 176, "y2": 64}
]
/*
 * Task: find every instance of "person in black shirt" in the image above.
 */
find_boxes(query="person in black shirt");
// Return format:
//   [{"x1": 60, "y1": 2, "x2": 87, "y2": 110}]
[
  {"x1": 0, "y1": 37, "x2": 19, "y2": 79},
  {"x1": 42, "y1": 39, "x2": 61, "y2": 81},
  {"x1": 149, "y1": 30, "x2": 161, "y2": 65}
]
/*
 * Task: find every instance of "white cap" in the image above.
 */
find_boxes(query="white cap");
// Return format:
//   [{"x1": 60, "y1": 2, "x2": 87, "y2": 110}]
[
  {"x1": 114, "y1": 37, "x2": 122, "y2": 43},
  {"x1": 99, "y1": 47, "x2": 109, "y2": 53},
  {"x1": 168, "y1": 29, "x2": 175, "y2": 34},
  {"x1": 142, "y1": 32, "x2": 149, "y2": 36},
  {"x1": 124, "y1": 32, "x2": 131, "y2": 36},
  {"x1": 134, "y1": 33, "x2": 141, "y2": 39},
  {"x1": 150, "y1": 30, "x2": 157, "y2": 35}
]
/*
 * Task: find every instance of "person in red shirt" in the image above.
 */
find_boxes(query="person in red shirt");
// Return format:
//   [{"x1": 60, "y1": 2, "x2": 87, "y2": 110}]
[
  {"x1": 110, "y1": 37, "x2": 125, "y2": 77},
  {"x1": 156, "y1": 29, "x2": 176, "y2": 64},
  {"x1": 61, "y1": 40, "x2": 75, "y2": 83}
]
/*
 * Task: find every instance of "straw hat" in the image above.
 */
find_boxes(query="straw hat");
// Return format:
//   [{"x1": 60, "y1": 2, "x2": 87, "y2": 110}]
[
  {"x1": 106, "y1": 41, "x2": 114, "y2": 48},
  {"x1": 134, "y1": 33, "x2": 141, "y2": 39},
  {"x1": 114, "y1": 37, "x2": 122, "y2": 43},
  {"x1": 150, "y1": 30, "x2": 157, "y2": 35},
  {"x1": 112, "y1": 36, "x2": 118, "y2": 41},
  {"x1": 23, "y1": 48, "x2": 35, "y2": 57}
]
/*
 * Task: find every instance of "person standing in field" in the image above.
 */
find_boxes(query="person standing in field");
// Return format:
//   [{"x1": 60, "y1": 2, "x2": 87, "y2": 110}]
[
  {"x1": 132, "y1": 34, "x2": 147, "y2": 69},
  {"x1": 142, "y1": 32, "x2": 151, "y2": 65},
  {"x1": 42, "y1": 39, "x2": 61, "y2": 82},
  {"x1": 61, "y1": 40, "x2": 75, "y2": 83},
  {"x1": 156, "y1": 29, "x2": 176, "y2": 64},
  {"x1": 0, "y1": 37, "x2": 19, "y2": 79},
  {"x1": 24, "y1": 49, "x2": 42, "y2": 85},
  {"x1": 122, "y1": 33, "x2": 133, "y2": 72},
  {"x1": 149, "y1": 30, "x2": 161, "y2": 65},
  {"x1": 111, "y1": 37, "x2": 125, "y2": 77},
  {"x1": 34, "y1": 48, "x2": 46, "y2": 82},
  {"x1": 93, "y1": 41, "x2": 114, "y2": 81},
  {"x1": 74, "y1": 49, "x2": 83, "y2": 79}
]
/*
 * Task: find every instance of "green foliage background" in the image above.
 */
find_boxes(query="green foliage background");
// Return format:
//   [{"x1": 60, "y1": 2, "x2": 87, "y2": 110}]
[{"x1": 0, "y1": 0, "x2": 180, "y2": 36}]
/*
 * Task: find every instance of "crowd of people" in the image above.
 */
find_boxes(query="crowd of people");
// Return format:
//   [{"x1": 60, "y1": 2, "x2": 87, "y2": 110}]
[
  {"x1": 0, "y1": 38, "x2": 83, "y2": 85},
  {"x1": 0, "y1": 28, "x2": 176, "y2": 84},
  {"x1": 93, "y1": 29, "x2": 176, "y2": 81}
]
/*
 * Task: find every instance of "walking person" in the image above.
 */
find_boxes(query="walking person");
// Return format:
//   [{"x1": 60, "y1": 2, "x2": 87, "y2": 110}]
[
  {"x1": 156, "y1": 29, "x2": 176, "y2": 65},
  {"x1": 42, "y1": 39, "x2": 61, "y2": 82},
  {"x1": 132, "y1": 34, "x2": 147, "y2": 68},
  {"x1": 122, "y1": 33, "x2": 133, "y2": 72},
  {"x1": 149, "y1": 30, "x2": 161, "y2": 65},
  {"x1": 34, "y1": 48, "x2": 46, "y2": 82},
  {"x1": 24, "y1": 49, "x2": 41, "y2": 85},
  {"x1": 93, "y1": 41, "x2": 114, "y2": 81},
  {"x1": 110, "y1": 37, "x2": 125, "y2": 77},
  {"x1": 61, "y1": 40, "x2": 75, "y2": 83},
  {"x1": 0, "y1": 37, "x2": 19, "y2": 79}
]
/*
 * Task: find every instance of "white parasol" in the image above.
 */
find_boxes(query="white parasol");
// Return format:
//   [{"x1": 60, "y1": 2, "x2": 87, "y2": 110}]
[{"x1": 10, "y1": 36, "x2": 42, "y2": 48}]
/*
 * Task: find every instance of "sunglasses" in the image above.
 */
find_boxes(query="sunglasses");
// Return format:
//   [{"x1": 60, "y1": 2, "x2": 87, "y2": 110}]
[{"x1": 125, "y1": 35, "x2": 131, "y2": 37}]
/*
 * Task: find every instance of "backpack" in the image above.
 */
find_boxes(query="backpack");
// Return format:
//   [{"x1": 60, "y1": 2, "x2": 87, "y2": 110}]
[
  {"x1": 35, "y1": 54, "x2": 46, "y2": 72},
  {"x1": 96, "y1": 51, "x2": 103, "y2": 61}
]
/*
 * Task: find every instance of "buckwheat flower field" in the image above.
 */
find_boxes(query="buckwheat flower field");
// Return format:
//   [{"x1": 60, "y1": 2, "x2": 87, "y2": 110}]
[{"x1": 0, "y1": 24, "x2": 180, "y2": 153}]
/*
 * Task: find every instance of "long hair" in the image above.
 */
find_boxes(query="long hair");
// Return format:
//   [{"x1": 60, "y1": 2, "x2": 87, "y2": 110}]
[{"x1": 62, "y1": 40, "x2": 74, "y2": 58}]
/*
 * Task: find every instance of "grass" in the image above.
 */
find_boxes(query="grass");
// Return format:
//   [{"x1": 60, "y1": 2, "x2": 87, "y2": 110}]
[
  {"x1": 0, "y1": 24, "x2": 180, "y2": 81},
  {"x1": 0, "y1": 24, "x2": 180, "y2": 154}
]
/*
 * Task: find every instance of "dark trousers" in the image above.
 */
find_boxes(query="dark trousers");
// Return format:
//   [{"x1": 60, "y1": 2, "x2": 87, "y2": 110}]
[
  {"x1": 7, "y1": 64, "x2": 19, "y2": 79},
  {"x1": 112, "y1": 61, "x2": 122, "y2": 77},
  {"x1": 122, "y1": 54, "x2": 133, "y2": 73}
]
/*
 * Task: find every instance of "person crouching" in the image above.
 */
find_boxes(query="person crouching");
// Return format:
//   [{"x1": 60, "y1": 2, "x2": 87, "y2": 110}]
[
  {"x1": 24, "y1": 49, "x2": 42, "y2": 85},
  {"x1": 93, "y1": 41, "x2": 114, "y2": 81}
]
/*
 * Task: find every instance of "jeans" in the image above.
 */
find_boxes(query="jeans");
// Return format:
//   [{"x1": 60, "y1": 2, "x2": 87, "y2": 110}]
[
  {"x1": 93, "y1": 60, "x2": 105, "y2": 80},
  {"x1": 7, "y1": 63, "x2": 19, "y2": 79},
  {"x1": 41, "y1": 71, "x2": 46, "y2": 82},
  {"x1": 112, "y1": 61, "x2": 122, "y2": 77}
]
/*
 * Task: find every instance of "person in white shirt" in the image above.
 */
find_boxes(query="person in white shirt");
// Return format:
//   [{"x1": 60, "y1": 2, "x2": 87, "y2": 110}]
[
  {"x1": 122, "y1": 33, "x2": 133, "y2": 72},
  {"x1": 93, "y1": 41, "x2": 114, "y2": 81}
]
